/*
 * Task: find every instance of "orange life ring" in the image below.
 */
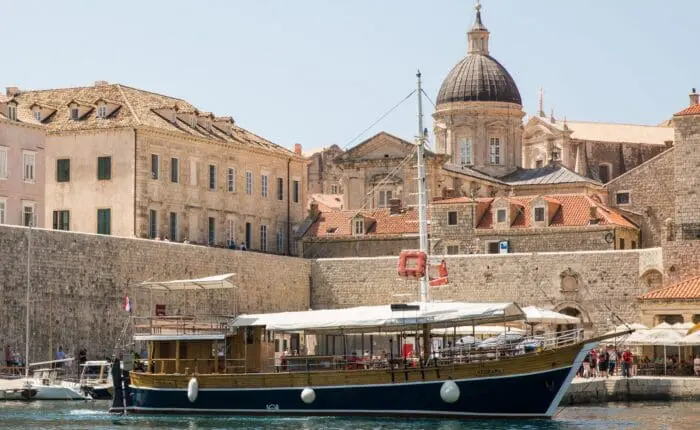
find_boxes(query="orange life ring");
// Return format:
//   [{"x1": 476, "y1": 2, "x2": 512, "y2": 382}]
[{"x1": 398, "y1": 251, "x2": 427, "y2": 278}]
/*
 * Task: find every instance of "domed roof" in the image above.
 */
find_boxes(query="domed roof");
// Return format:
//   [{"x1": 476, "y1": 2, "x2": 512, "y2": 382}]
[{"x1": 437, "y1": 54, "x2": 521, "y2": 105}]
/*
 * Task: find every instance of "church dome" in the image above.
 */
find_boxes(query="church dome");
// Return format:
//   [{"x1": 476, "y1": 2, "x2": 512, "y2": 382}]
[
  {"x1": 436, "y1": 3, "x2": 521, "y2": 106},
  {"x1": 436, "y1": 55, "x2": 521, "y2": 105}
]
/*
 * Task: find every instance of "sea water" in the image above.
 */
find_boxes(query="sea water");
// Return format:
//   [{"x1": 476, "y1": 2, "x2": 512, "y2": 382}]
[{"x1": 0, "y1": 401, "x2": 698, "y2": 429}]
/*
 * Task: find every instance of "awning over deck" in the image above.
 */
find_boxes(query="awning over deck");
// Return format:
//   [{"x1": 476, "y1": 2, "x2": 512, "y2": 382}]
[
  {"x1": 134, "y1": 334, "x2": 226, "y2": 341},
  {"x1": 230, "y1": 302, "x2": 525, "y2": 333},
  {"x1": 138, "y1": 273, "x2": 236, "y2": 291}
]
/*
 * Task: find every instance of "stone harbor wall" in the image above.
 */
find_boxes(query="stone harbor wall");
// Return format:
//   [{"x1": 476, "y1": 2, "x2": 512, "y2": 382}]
[
  {"x1": 0, "y1": 225, "x2": 310, "y2": 366},
  {"x1": 311, "y1": 248, "x2": 665, "y2": 335},
  {"x1": 565, "y1": 376, "x2": 700, "y2": 405}
]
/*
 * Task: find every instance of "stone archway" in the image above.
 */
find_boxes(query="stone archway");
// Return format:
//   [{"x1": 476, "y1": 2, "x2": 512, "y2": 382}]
[{"x1": 639, "y1": 269, "x2": 663, "y2": 292}]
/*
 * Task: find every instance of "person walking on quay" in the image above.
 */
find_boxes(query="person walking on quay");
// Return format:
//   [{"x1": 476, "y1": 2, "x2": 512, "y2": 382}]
[
  {"x1": 694, "y1": 355, "x2": 700, "y2": 377},
  {"x1": 56, "y1": 346, "x2": 66, "y2": 368},
  {"x1": 608, "y1": 346, "x2": 618, "y2": 377},
  {"x1": 599, "y1": 348, "x2": 609, "y2": 378},
  {"x1": 621, "y1": 348, "x2": 633, "y2": 378}
]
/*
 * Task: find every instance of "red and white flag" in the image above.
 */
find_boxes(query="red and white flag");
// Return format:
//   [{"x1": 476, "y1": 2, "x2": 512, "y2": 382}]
[{"x1": 124, "y1": 295, "x2": 132, "y2": 313}]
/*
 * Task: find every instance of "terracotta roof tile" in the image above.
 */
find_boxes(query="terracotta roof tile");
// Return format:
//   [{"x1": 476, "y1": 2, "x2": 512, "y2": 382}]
[
  {"x1": 304, "y1": 208, "x2": 419, "y2": 238},
  {"x1": 638, "y1": 276, "x2": 700, "y2": 300},
  {"x1": 674, "y1": 104, "x2": 700, "y2": 117}
]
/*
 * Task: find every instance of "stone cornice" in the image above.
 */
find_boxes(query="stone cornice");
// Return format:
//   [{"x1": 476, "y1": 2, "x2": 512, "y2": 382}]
[{"x1": 0, "y1": 118, "x2": 45, "y2": 132}]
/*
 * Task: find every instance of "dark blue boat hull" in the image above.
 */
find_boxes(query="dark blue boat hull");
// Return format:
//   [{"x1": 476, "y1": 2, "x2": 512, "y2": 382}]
[{"x1": 112, "y1": 365, "x2": 576, "y2": 418}]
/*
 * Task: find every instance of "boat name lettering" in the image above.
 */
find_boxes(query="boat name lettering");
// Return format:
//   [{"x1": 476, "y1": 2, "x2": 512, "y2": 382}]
[
  {"x1": 266, "y1": 404, "x2": 280, "y2": 411},
  {"x1": 476, "y1": 368, "x2": 504, "y2": 375}
]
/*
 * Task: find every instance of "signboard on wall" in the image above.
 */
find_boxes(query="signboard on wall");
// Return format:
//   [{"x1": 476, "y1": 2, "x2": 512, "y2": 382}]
[{"x1": 498, "y1": 240, "x2": 509, "y2": 254}]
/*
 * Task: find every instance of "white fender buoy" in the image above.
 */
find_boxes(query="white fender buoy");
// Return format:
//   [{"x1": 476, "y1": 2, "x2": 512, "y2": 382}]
[
  {"x1": 440, "y1": 380, "x2": 460, "y2": 403},
  {"x1": 187, "y1": 377, "x2": 199, "y2": 403},
  {"x1": 300, "y1": 387, "x2": 316, "y2": 404}
]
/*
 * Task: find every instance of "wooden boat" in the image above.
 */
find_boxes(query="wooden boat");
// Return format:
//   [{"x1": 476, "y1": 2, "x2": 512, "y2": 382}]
[{"x1": 109, "y1": 72, "x2": 625, "y2": 418}]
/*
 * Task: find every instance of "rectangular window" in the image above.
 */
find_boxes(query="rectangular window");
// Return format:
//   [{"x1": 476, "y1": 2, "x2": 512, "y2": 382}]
[
  {"x1": 631, "y1": 240, "x2": 637, "y2": 249},
  {"x1": 378, "y1": 190, "x2": 392, "y2": 208},
  {"x1": 446, "y1": 245, "x2": 459, "y2": 255},
  {"x1": 97, "y1": 209, "x2": 111, "y2": 235},
  {"x1": 23, "y1": 151, "x2": 36, "y2": 182},
  {"x1": 0, "y1": 198, "x2": 5, "y2": 224},
  {"x1": 619, "y1": 238, "x2": 625, "y2": 250},
  {"x1": 487, "y1": 241, "x2": 500, "y2": 254},
  {"x1": 169, "y1": 212, "x2": 178, "y2": 241},
  {"x1": 293, "y1": 180, "x2": 299, "y2": 203},
  {"x1": 70, "y1": 108, "x2": 79, "y2": 120},
  {"x1": 276, "y1": 227, "x2": 284, "y2": 253},
  {"x1": 245, "y1": 222, "x2": 252, "y2": 249},
  {"x1": 34, "y1": 110, "x2": 41, "y2": 121},
  {"x1": 8, "y1": 105, "x2": 17, "y2": 121},
  {"x1": 171, "y1": 158, "x2": 179, "y2": 183},
  {"x1": 489, "y1": 137, "x2": 501, "y2": 165},
  {"x1": 331, "y1": 184, "x2": 338, "y2": 194},
  {"x1": 190, "y1": 159, "x2": 197, "y2": 186},
  {"x1": 0, "y1": 146, "x2": 7, "y2": 179},
  {"x1": 208, "y1": 217, "x2": 216, "y2": 245},
  {"x1": 448, "y1": 211, "x2": 458, "y2": 225},
  {"x1": 260, "y1": 225, "x2": 268, "y2": 252},
  {"x1": 209, "y1": 165, "x2": 216, "y2": 190},
  {"x1": 534, "y1": 207, "x2": 545, "y2": 222},
  {"x1": 459, "y1": 138, "x2": 473, "y2": 166},
  {"x1": 52, "y1": 210, "x2": 70, "y2": 231},
  {"x1": 245, "y1": 171, "x2": 253, "y2": 195},
  {"x1": 615, "y1": 192, "x2": 630, "y2": 205},
  {"x1": 56, "y1": 159, "x2": 70, "y2": 182},
  {"x1": 22, "y1": 201, "x2": 35, "y2": 226},
  {"x1": 97, "y1": 105, "x2": 107, "y2": 118},
  {"x1": 261, "y1": 175, "x2": 269, "y2": 198},
  {"x1": 149, "y1": 209, "x2": 157, "y2": 239},
  {"x1": 226, "y1": 219, "x2": 235, "y2": 247},
  {"x1": 354, "y1": 219, "x2": 364, "y2": 235},
  {"x1": 227, "y1": 168, "x2": 236, "y2": 192},
  {"x1": 151, "y1": 154, "x2": 160, "y2": 179},
  {"x1": 496, "y1": 209, "x2": 506, "y2": 223},
  {"x1": 97, "y1": 156, "x2": 112, "y2": 180},
  {"x1": 277, "y1": 178, "x2": 284, "y2": 201}
]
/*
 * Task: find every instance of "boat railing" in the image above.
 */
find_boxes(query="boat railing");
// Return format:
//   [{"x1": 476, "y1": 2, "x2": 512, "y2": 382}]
[
  {"x1": 0, "y1": 365, "x2": 25, "y2": 379},
  {"x1": 135, "y1": 358, "x2": 249, "y2": 375},
  {"x1": 132, "y1": 315, "x2": 231, "y2": 336}
]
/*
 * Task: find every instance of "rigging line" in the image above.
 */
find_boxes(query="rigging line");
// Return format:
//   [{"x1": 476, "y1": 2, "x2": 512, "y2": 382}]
[
  {"x1": 357, "y1": 147, "x2": 418, "y2": 213},
  {"x1": 421, "y1": 89, "x2": 437, "y2": 110},
  {"x1": 342, "y1": 90, "x2": 417, "y2": 150}
]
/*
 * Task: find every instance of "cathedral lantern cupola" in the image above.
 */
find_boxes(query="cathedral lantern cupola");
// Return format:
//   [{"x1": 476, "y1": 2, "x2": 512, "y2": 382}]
[{"x1": 468, "y1": 1, "x2": 490, "y2": 55}]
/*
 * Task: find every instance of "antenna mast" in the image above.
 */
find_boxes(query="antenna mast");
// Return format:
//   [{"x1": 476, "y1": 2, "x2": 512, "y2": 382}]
[{"x1": 416, "y1": 71, "x2": 429, "y2": 304}]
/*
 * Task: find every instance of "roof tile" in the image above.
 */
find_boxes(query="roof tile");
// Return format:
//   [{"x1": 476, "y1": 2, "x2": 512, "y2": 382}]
[{"x1": 638, "y1": 276, "x2": 700, "y2": 300}]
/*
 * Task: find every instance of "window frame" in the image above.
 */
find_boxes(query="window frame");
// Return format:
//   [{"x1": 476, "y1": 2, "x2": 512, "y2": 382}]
[
  {"x1": 52, "y1": 210, "x2": 70, "y2": 231},
  {"x1": 70, "y1": 107, "x2": 80, "y2": 120},
  {"x1": 615, "y1": 191, "x2": 631, "y2": 206},
  {"x1": 97, "y1": 105, "x2": 107, "y2": 119},
  {"x1": 353, "y1": 218, "x2": 364, "y2": 235},
  {"x1": 97, "y1": 208, "x2": 111, "y2": 235},
  {"x1": 208, "y1": 216, "x2": 216, "y2": 245},
  {"x1": 0, "y1": 197, "x2": 6, "y2": 224},
  {"x1": 0, "y1": 146, "x2": 7, "y2": 179},
  {"x1": 226, "y1": 218, "x2": 235, "y2": 246},
  {"x1": 447, "y1": 211, "x2": 458, "y2": 225},
  {"x1": 169, "y1": 212, "x2": 178, "y2": 241},
  {"x1": 260, "y1": 224, "x2": 268, "y2": 252},
  {"x1": 22, "y1": 151, "x2": 36, "y2": 183},
  {"x1": 446, "y1": 245, "x2": 459, "y2": 255},
  {"x1": 276, "y1": 226, "x2": 284, "y2": 253},
  {"x1": 209, "y1": 164, "x2": 217, "y2": 190},
  {"x1": 171, "y1": 158, "x2": 179, "y2": 183},
  {"x1": 245, "y1": 171, "x2": 253, "y2": 195},
  {"x1": 34, "y1": 110, "x2": 41, "y2": 122},
  {"x1": 534, "y1": 206, "x2": 545, "y2": 223},
  {"x1": 377, "y1": 190, "x2": 393, "y2": 208},
  {"x1": 8, "y1": 104, "x2": 17, "y2": 121},
  {"x1": 56, "y1": 159, "x2": 70, "y2": 183},
  {"x1": 277, "y1": 177, "x2": 284, "y2": 201},
  {"x1": 227, "y1": 168, "x2": 236, "y2": 192},
  {"x1": 330, "y1": 184, "x2": 338, "y2": 194},
  {"x1": 489, "y1": 136, "x2": 501, "y2": 165},
  {"x1": 261, "y1": 174, "x2": 269, "y2": 198},
  {"x1": 292, "y1": 180, "x2": 300, "y2": 203},
  {"x1": 149, "y1": 209, "x2": 158, "y2": 239},
  {"x1": 486, "y1": 241, "x2": 500, "y2": 254},
  {"x1": 496, "y1": 208, "x2": 507, "y2": 224},
  {"x1": 151, "y1": 154, "x2": 160, "y2": 180},
  {"x1": 598, "y1": 163, "x2": 612, "y2": 183},
  {"x1": 22, "y1": 200, "x2": 36, "y2": 227},
  {"x1": 97, "y1": 156, "x2": 112, "y2": 180},
  {"x1": 459, "y1": 137, "x2": 473, "y2": 166}
]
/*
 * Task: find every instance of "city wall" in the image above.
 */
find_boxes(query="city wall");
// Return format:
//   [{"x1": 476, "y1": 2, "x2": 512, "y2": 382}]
[
  {"x1": 311, "y1": 248, "x2": 665, "y2": 335},
  {"x1": 0, "y1": 225, "x2": 310, "y2": 364}
]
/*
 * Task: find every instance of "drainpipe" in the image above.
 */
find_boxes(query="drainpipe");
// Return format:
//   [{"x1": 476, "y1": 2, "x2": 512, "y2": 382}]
[{"x1": 287, "y1": 157, "x2": 291, "y2": 256}]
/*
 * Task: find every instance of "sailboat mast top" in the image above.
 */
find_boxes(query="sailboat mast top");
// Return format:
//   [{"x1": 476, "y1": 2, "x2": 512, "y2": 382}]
[{"x1": 416, "y1": 71, "x2": 429, "y2": 304}]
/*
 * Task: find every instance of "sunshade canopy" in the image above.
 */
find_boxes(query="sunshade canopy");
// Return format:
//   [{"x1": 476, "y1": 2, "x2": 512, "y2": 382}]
[
  {"x1": 230, "y1": 302, "x2": 525, "y2": 333},
  {"x1": 521, "y1": 306, "x2": 581, "y2": 325},
  {"x1": 138, "y1": 273, "x2": 236, "y2": 291},
  {"x1": 624, "y1": 328, "x2": 684, "y2": 346},
  {"x1": 680, "y1": 330, "x2": 700, "y2": 345}
]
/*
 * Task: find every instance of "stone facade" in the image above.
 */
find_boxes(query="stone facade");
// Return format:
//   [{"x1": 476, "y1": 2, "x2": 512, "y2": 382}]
[
  {"x1": 311, "y1": 248, "x2": 664, "y2": 336},
  {"x1": 306, "y1": 145, "x2": 344, "y2": 195},
  {"x1": 0, "y1": 224, "x2": 310, "y2": 364},
  {"x1": 302, "y1": 236, "x2": 418, "y2": 259},
  {"x1": 0, "y1": 113, "x2": 45, "y2": 227}
]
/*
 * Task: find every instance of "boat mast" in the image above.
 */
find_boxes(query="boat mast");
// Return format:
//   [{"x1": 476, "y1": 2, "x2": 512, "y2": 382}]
[
  {"x1": 416, "y1": 71, "x2": 429, "y2": 304},
  {"x1": 25, "y1": 219, "x2": 31, "y2": 378}
]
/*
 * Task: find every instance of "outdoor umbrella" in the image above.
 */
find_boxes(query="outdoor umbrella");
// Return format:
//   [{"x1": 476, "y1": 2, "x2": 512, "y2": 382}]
[
  {"x1": 625, "y1": 328, "x2": 684, "y2": 375},
  {"x1": 680, "y1": 331, "x2": 700, "y2": 346},
  {"x1": 603, "y1": 323, "x2": 647, "y2": 343},
  {"x1": 521, "y1": 306, "x2": 581, "y2": 336},
  {"x1": 687, "y1": 322, "x2": 700, "y2": 336}
]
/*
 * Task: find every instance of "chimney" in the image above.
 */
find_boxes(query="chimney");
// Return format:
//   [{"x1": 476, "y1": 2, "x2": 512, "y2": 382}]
[
  {"x1": 294, "y1": 143, "x2": 302, "y2": 155},
  {"x1": 389, "y1": 198, "x2": 402, "y2": 215},
  {"x1": 5, "y1": 86, "x2": 20, "y2": 97},
  {"x1": 94, "y1": 80, "x2": 109, "y2": 87},
  {"x1": 589, "y1": 206, "x2": 599, "y2": 224},
  {"x1": 690, "y1": 88, "x2": 699, "y2": 106}
]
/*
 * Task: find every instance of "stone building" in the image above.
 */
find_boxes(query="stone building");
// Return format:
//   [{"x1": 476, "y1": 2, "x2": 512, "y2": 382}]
[
  {"x1": 306, "y1": 144, "x2": 344, "y2": 195},
  {"x1": 430, "y1": 193, "x2": 638, "y2": 256},
  {"x1": 0, "y1": 90, "x2": 45, "y2": 227},
  {"x1": 638, "y1": 276, "x2": 700, "y2": 327},
  {"x1": 8, "y1": 81, "x2": 307, "y2": 253},
  {"x1": 523, "y1": 110, "x2": 673, "y2": 183}
]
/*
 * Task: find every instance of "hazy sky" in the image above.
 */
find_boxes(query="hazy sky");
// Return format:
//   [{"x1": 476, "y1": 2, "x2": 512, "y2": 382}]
[{"x1": 1, "y1": 0, "x2": 696, "y2": 154}]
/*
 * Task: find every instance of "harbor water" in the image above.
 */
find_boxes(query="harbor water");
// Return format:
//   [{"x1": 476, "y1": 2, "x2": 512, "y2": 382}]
[{"x1": 0, "y1": 401, "x2": 698, "y2": 429}]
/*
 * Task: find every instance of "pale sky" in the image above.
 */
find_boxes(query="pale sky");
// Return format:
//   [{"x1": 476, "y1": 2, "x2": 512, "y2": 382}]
[{"x1": 1, "y1": 0, "x2": 696, "y2": 154}]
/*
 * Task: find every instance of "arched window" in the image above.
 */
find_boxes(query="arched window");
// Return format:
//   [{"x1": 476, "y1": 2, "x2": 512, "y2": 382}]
[{"x1": 459, "y1": 138, "x2": 473, "y2": 166}]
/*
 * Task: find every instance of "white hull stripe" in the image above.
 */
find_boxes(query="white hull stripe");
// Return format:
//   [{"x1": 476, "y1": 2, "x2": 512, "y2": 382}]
[{"x1": 134, "y1": 364, "x2": 574, "y2": 392}]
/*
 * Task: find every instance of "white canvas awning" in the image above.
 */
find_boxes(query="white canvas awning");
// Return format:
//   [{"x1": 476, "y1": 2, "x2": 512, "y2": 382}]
[
  {"x1": 680, "y1": 331, "x2": 700, "y2": 345},
  {"x1": 138, "y1": 273, "x2": 236, "y2": 291},
  {"x1": 521, "y1": 306, "x2": 581, "y2": 325},
  {"x1": 624, "y1": 328, "x2": 684, "y2": 346},
  {"x1": 230, "y1": 302, "x2": 525, "y2": 333},
  {"x1": 134, "y1": 334, "x2": 226, "y2": 341},
  {"x1": 431, "y1": 325, "x2": 525, "y2": 336}
]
